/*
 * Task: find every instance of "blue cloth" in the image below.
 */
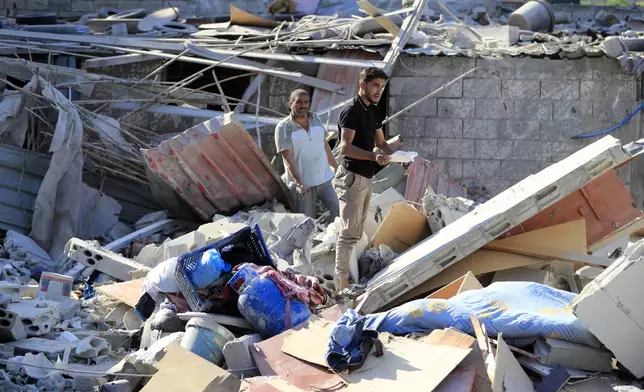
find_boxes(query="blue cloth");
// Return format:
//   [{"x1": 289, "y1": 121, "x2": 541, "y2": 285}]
[
  {"x1": 325, "y1": 309, "x2": 381, "y2": 372},
  {"x1": 363, "y1": 282, "x2": 601, "y2": 348}
]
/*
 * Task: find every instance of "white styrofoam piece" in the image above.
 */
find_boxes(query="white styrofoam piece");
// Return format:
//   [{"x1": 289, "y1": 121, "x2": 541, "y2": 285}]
[
  {"x1": 572, "y1": 240, "x2": 644, "y2": 378},
  {"x1": 361, "y1": 136, "x2": 634, "y2": 313},
  {"x1": 364, "y1": 188, "x2": 405, "y2": 240},
  {"x1": 388, "y1": 150, "x2": 418, "y2": 163}
]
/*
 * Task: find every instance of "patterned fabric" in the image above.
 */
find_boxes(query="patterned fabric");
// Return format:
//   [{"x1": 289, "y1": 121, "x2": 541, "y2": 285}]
[{"x1": 243, "y1": 263, "x2": 326, "y2": 307}]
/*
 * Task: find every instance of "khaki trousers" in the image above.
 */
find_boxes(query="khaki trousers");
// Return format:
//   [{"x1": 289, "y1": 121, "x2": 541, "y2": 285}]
[{"x1": 332, "y1": 165, "x2": 372, "y2": 277}]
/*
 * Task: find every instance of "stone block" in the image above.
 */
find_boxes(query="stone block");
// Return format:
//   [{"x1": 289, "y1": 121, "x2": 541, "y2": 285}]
[
  {"x1": 463, "y1": 119, "x2": 500, "y2": 139},
  {"x1": 514, "y1": 100, "x2": 553, "y2": 121},
  {"x1": 500, "y1": 120, "x2": 540, "y2": 140},
  {"x1": 462, "y1": 159, "x2": 500, "y2": 178},
  {"x1": 388, "y1": 96, "x2": 437, "y2": 117},
  {"x1": 540, "y1": 80, "x2": 580, "y2": 100},
  {"x1": 424, "y1": 118, "x2": 463, "y2": 138},
  {"x1": 437, "y1": 98, "x2": 475, "y2": 118},
  {"x1": 513, "y1": 140, "x2": 552, "y2": 161},
  {"x1": 593, "y1": 100, "x2": 636, "y2": 121},
  {"x1": 475, "y1": 99, "x2": 513, "y2": 119},
  {"x1": 223, "y1": 334, "x2": 262, "y2": 378},
  {"x1": 472, "y1": 66, "x2": 515, "y2": 79},
  {"x1": 413, "y1": 56, "x2": 476, "y2": 77},
  {"x1": 475, "y1": 139, "x2": 513, "y2": 159},
  {"x1": 436, "y1": 139, "x2": 475, "y2": 159},
  {"x1": 404, "y1": 137, "x2": 437, "y2": 159},
  {"x1": 388, "y1": 116, "x2": 426, "y2": 138},
  {"x1": 580, "y1": 80, "x2": 636, "y2": 101},
  {"x1": 502, "y1": 80, "x2": 540, "y2": 99},
  {"x1": 389, "y1": 77, "x2": 461, "y2": 98},
  {"x1": 463, "y1": 79, "x2": 501, "y2": 98},
  {"x1": 553, "y1": 101, "x2": 593, "y2": 121},
  {"x1": 514, "y1": 69, "x2": 553, "y2": 80},
  {"x1": 430, "y1": 159, "x2": 463, "y2": 179},
  {"x1": 500, "y1": 160, "x2": 540, "y2": 181}
]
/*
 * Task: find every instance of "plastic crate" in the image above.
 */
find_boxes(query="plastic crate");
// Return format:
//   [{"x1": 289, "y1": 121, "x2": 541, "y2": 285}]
[{"x1": 175, "y1": 224, "x2": 274, "y2": 312}]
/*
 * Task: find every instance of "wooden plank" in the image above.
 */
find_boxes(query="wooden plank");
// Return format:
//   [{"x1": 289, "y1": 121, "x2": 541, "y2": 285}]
[
  {"x1": 495, "y1": 220, "x2": 587, "y2": 253},
  {"x1": 483, "y1": 243, "x2": 612, "y2": 268},
  {"x1": 229, "y1": 4, "x2": 280, "y2": 28},
  {"x1": 82, "y1": 53, "x2": 160, "y2": 69},
  {"x1": 590, "y1": 216, "x2": 644, "y2": 252},
  {"x1": 357, "y1": 0, "x2": 401, "y2": 36},
  {"x1": 383, "y1": 0, "x2": 428, "y2": 75},
  {"x1": 95, "y1": 279, "x2": 144, "y2": 308}
]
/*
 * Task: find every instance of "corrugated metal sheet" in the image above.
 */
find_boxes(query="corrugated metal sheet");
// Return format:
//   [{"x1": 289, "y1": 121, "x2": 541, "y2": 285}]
[
  {"x1": 0, "y1": 144, "x2": 50, "y2": 233},
  {"x1": 142, "y1": 112, "x2": 291, "y2": 220}
]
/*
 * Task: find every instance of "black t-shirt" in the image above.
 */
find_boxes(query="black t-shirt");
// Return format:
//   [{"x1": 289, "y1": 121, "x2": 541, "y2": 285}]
[{"x1": 338, "y1": 96, "x2": 384, "y2": 179}]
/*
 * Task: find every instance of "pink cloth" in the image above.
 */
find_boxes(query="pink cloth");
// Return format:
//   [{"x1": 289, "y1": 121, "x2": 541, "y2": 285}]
[{"x1": 246, "y1": 263, "x2": 326, "y2": 307}]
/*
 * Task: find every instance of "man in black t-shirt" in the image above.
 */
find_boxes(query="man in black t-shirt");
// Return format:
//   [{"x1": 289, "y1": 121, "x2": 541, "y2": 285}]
[{"x1": 333, "y1": 67, "x2": 399, "y2": 291}]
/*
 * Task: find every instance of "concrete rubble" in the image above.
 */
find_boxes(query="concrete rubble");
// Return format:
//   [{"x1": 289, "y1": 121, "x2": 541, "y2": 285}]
[{"x1": 0, "y1": 1, "x2": 644, "y2": 391}]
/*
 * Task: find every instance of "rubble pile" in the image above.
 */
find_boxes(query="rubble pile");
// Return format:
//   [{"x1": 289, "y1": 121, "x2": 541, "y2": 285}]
[{"x1": 0, "y1": 0, "x2": 644, "y2": 391}]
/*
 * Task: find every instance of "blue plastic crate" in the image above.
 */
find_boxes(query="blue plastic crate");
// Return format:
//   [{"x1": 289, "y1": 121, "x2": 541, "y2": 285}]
[{"x1": 175, "y1": 224, "x2": 275, "y2": 312}]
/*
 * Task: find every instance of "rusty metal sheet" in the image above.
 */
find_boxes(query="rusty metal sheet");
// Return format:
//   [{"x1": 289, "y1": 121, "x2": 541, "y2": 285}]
[
  {"x1": 503, "y1": 169, "x2": 643, "y2": 247},
  {"x1": 143, "y1": 112, "x2": 290, "y2": 220},
  {"x1": 404, "y1": 158, "x2": 467, "y2": 204}
]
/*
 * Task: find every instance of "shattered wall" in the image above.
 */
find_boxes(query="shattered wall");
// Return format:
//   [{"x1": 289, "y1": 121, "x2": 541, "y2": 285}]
[{"x1": 386, "y1": 55, "x2": 643, "y2": 204}]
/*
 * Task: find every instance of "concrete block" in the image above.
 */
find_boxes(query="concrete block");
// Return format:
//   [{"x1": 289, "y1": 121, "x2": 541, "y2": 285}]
[
  {"x1": 430, "y1": 159, "x2": 463, "y2": 180},
  {"x1": 463, "y1": 79, "x2": 501, "y2": 98},
  {"x1": 500, "y1": 160, "x2": 540, "y2": 181},
  {"x1": 581, "y1": 81, "x2": 636, "y2": 101},
  {"x1": 593, "y1": 100, "x2": 637, "y2": 122},
  {"x1": 0, "y1": 309, "x2": 26, "y2": 343},
  {"x1": 514, "y1": 69, "x2": 553, "y2": 80},
  {"x1": 388, "y1": 96, "x2": 437, "y2": 117},
  {"x1": 502, "y1": 80, "x2": 540, "y2": 99},
  {"x1": 553, "y1": 101, "x2": 593, "y2": 121},
  {"x1": 473, "y1": 178, "x2": 515, "y2": 196},
  {"x1": 65, "y1": 238, "x2": 151, "y2": 282},
  {"x1": 593, "y1": 69, "x2": 630, "y2": 81},
  {"x1": 571, "y1": 241, "x2": 644, "y2": 378},
  {"x1": 413, "y1": 56, "x2": 476, "y2": 77},
  {"x1": 500, "y1": 120, "x2": 540, "y2": 140},
  {"x1": 512, "y1": 140, "x2": 552, "y2": 161},
  {"x1": 6, "y1": 337, "x2": 76, "y2": 357},
  {"x1": 540, "y1": 80, "x2": 580, "y2": 100},
  {"x1": 475, "y1": 139, "x2": 513, "y2": 159},
  {"x1": 97, "y1": 380, "x2": 132, "y2": 392},
  {"x1": 75, "y1": 336, "x2": 111, "y2": 358},
  {"x1": 436, "y1": 139, "x2": 475, "y2": 159},
  {"x1": 424, "y1": 118, "x2": 463, "y2": 138},
  {"x1": 462, "y1": 160, "x2": 500, "y2": 179},
  {"x1": 437, "y1": 98, "x2": 475, "y2": 118},
  {"x1": 42, "y1": 330, "x2": 133, "y2": 351},
  {"x1": 387, "y1": 116, "x2": 426, "y2": 138},
  {"x1": 196, "y1": 221, "x2": 248, "y2": 247},
  {"x1": 6, "y1": 300, "x2": 60, "y2": 336},
  {"x1": 472, "y1": 65, "x2": 515, "y2": 79},
  {"x1": 390, "y1": 58, "x2": 415, "y2": 77},
  {"x1": 475, "y1": 99, "x2": 513, "y2": 119},
  {"x1": 222, "y1": 334, "x2": 262, "y2": 378},
  {"x1": 403, "y1": 137, "x2": 437, "y2": 159},
  {"x1": 514, "y1": 100, "x2": 553, "y2": 121},
  {"x1": 534, "y1": 337, "x2": 613, "y2": 372},
  {"x1": 463, "y1": 119, "x2": 500, "y2": 139},
  {"x1": 389, "y1": 77, "x2": 462, "y2": 97},
  {"x1": 26, "y1": 0, "x2": 47, "y2": 8}
]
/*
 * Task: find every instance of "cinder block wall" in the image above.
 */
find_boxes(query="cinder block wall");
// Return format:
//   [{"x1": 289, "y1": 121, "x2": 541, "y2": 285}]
[{"x1": 387, "y1": 55, "x2": 643, "y2": 202}]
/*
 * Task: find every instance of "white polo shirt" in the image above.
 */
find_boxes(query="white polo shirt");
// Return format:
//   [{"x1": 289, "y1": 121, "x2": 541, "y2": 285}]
[{"x1": 274, "y1": 113, "x2": 334, "y2": 188}]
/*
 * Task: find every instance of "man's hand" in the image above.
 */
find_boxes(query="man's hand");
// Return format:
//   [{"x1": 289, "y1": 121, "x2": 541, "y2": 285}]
[
  {"x1": 294, "y1": 182, "x2": 308, "y2": 198},
  {"x1": 374, "y1": 153, "x2": 391, "y2": 166},
  {"x1": 389, "y1": 138, "x2": 403, "y2": 151}
]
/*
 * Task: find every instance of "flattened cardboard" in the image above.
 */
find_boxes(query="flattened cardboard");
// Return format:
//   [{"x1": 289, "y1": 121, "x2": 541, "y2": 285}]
[
  {"x1": 96, "y1": 279, "x2": 144, "y2": 308},
  {"x1": 426, "y1": 272, "x2": 482, "y2": 300},
  {"x1": 141, "y1": 344, "x2": 240, "y2": 392},
  {"x1": 370, "y1": 202, "x2": 431, "y2": 253},
  {"x1": 280, "y1": 317, "x2": 332, "y2": 368},
  {"x1": 229, "y1": 5, "x2": 280, "y2": 28}
]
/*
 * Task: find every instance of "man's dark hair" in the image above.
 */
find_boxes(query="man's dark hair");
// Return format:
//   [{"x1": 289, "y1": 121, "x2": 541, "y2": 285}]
[{"x1": 359, "y1": 67, "x2": 389, "y2": 84}]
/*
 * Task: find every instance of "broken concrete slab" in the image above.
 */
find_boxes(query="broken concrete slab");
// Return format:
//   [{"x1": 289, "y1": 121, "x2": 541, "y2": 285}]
[
  {"x1": 5, "y1": 337, "x2": 77, "y2": 357},
  {"x1": 104, "y1": 219, "x2": 181, "y2": 253},
  {"x1": 361, "y1": 136, "x2": 639, "y2": 313},
  {"x1": 572, "y1": 240, "x2": 644, "y2": 378},
  {"x1": 65, "y1": 238, "x2": 151, "y2": 281},
  {"x1": 223, "y1": 334, "x2": 262, "y2": 378},
  {"x1": 534, "y1": 337, "x2": 613, "y2": 372}
]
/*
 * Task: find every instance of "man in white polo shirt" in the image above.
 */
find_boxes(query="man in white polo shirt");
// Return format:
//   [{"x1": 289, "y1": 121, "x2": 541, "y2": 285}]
[{"x1": 275, "y1": 89, "x2": 339, "y2": 220}]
